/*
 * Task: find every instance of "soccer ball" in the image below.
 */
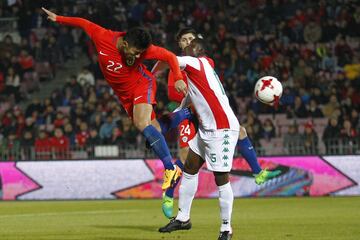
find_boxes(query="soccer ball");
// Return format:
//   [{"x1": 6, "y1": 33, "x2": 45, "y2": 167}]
[{"x1": 254, "y1": 76, "x2": 283, "y2": 106}]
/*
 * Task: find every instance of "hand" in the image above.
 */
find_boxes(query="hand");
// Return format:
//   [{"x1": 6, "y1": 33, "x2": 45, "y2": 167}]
[
  {"x1": 175, "y1": 80, "x2": 187, "y2": 95},
  {"x1": 42, "y1": 7, "x2": 57, "y2": 22}
]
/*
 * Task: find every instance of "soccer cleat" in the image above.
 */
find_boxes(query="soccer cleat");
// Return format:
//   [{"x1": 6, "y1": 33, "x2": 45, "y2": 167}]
[
  {"x1": 162, "y1": 193, "x2": 174, "y2": 219},
  {"x1": 158, "y1": 217, "x2": 192, "y2": 233},
  {"x1": 162, "y1": 165, "x2": 182, "y2": 190},
  {"x1": 218, "y1": 231, "x2": 232, "y2": 240},
  {"x1": 254, "y1": 169, "x2": 282, "y2": 185}
]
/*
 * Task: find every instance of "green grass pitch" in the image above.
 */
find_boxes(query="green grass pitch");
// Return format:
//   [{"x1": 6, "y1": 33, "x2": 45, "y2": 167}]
[{"x1": 0, "y1": 197, "x2": 359, "y2": 240}]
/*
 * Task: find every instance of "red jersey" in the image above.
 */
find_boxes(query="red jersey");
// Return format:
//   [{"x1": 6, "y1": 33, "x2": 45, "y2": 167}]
[
  {"x1": 56, "y1": 16, "x2": 183, "y2": 105},
  {"x1": 167, "y1": 70, "x2": 187, "y2": 103}
]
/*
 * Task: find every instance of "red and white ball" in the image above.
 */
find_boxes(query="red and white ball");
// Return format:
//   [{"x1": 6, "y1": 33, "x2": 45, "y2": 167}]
[{"x1": 254, "y1": 76, "x2": 283, "y2": 106}]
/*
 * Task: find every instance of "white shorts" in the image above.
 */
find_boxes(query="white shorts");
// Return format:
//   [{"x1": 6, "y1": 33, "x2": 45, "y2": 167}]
[{"x1": 188, "y1": 128, "x2": 239, "y2": 172}]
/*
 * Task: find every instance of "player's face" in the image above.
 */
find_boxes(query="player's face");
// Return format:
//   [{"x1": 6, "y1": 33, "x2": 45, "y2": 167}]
[
  {"x1": 178, "y1": 33, "x2": 196, "y2": 50},
  {"x1": 123, "y1": 42, "x2": 145, "y2": 66},
  {"x1": 184, "y1": 41, "x2": 201, "y2": 57}
]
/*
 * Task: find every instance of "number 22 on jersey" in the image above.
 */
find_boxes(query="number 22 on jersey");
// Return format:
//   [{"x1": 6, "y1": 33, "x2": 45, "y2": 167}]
[{"x1": 106, "y1": 60, "x2": 122, "y2": 72}]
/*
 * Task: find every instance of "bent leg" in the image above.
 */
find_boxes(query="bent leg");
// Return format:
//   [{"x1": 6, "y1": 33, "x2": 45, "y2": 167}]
[
  {"x1": 134, "y1": 103, "x2": 174, "y2": 170},
  {"x1": 238, "y1": 126, "x2": 262, "y2": 174}
]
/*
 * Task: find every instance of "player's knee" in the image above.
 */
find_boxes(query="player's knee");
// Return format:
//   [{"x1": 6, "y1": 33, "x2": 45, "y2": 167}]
[
  {"x1": 214, "y1": 172, "x2": 229, "y2": 186},
  {"x1": 184, "y1": 160, "x2": 199, "y2": 175},
  {"x1": 133, "y1": 118, "x2": 150, "y2": 131},
  {"x1": 239, "y1": 126, "x2": 247, "y2": 140}
]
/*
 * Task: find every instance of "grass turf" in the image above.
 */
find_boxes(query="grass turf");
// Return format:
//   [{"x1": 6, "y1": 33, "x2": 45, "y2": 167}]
[{"x1": 0, "y1": 197, "x2": 359, "y2": 240}]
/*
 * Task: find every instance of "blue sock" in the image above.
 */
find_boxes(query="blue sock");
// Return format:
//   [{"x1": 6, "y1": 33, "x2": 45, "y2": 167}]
[
  {"x1": 142, "y1": 125, "x2": 174, "y2": 170},
  {"x1": 158, "y1": 107, "x2": 192, "y2": 134},
  {"x1": 165, "y1": 159, "x2": 184, "y2": 198},
  {"x1": 238, "y1": 137, "x2": 262, "y2": 174}
]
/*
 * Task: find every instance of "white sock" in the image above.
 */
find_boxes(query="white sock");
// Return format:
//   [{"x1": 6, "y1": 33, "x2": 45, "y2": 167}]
[
  {"x1": 176, "y1": 172, "x2": 198, "y2": 222},
  {"x1": 218, "y1": 182, "x2": 233, "y2": 233}
]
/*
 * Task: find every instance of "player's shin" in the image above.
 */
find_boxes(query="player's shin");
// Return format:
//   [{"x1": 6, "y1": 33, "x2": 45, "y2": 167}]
[
  {"x1": 238, "y1": 137, "x2": 262, "y2": 174},
  {"x1": 176, "y1": 172, "x2": 198, "y2": 222},
  {"x1": 165, "y1": 159, "x2": 184, "y2": 198},
  {"x1": 157, "y1": 107, "x2": 192, "y2": 134},
  {"x1": 142, "y1": 125, "x2": 174, "y2": 170},
  {"x1": 218, "y1": 182, "x2": 233, "y2": 233}
]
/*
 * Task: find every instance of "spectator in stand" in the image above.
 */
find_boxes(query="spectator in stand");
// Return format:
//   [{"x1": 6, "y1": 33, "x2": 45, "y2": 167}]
[
  {"x1": 0, "y1": 35, "x2": 18, "y2": 59},
  {"x1": 25, "y1": 98, "x2": 44, "y2": 118},
  {"x1": 109, "y1": 127, "x2": 122, "y2": 145},
  {"x1": 87, "y1": 54, "x2": 103, "y2": 81},
  {"x1": 243, "y1": 111, "x2": 263, "y2": 141},
  {"x1": 87, "y1": 128, "x2": 102, "y2": 146},
  {"x1": 323, "y1": 117, "x2": 341, "y2": 154},
  {"x1": 86, "y1": 128, "x2": 101, "y2": 157},
  {"x1": 287, "y1": 96, "x2": 308, "y2": 118},
  {"x1": 350, "y1": 109, "x2": 359, "y2": 131},
  {"x1": 340, "y1": 119, "x2": 358, "y2": 140},
  {"x1": 76, "y1": 122, "x2": 89, "y2": 147},
  {"x1": 5, "y1": 67, "x2": 21, "y2": 102},
  {"x1": 35, "y1": 130, "x2": 51, "y2": 160},
  {"x1": 64, "y1": 75, "x2": 83, "y2": 99},
  {"x1": 21, "y1": 130, "x2": 35, "y2": 147},
  {"x1": 18, "y1": 49, "x2": 35, "y2": 74},
  {"x1": 120, "y1": 117, "x2": 138, "y2": 146},
  {"x1": 49, "y1": 128, "x2": 70, "y2": 159},
  {"x1": 262, "y1": 118, "x2": 276, "y2": 140},
  {"x1": 64, "y1": 123, "x2": 76, "y2": 146},
  {"x1": 283, "y1": 124, "x2": 302, "y2": 154},
  {"x1": 322, "y1": 94, "x2": 340, "y2": 118},
  {"x1": 307, "y1": 99, "x2": 324, "y2": 118},
  {"x1": 1, "y1": 131, "x2": 21, "y2": 160},
  {"x1": 99, "y1": 114, "x2": 116, "y2": 142},
  {"x1": 20, "y1": 130, "x2": 35, "y2": 158},
  {"x1": 77, "y1": 67, "x2": 95, "y2": 87},
  {"x1": 53, "y1": 111, "x2": 65, "y2": 128},
  {"x1": 302, "y1": 122, "x2": 319, "y2": 154},
  {"x1": 90, "y1": 112, "x2": 103, "y2": 130},
  {"x1": 340, "y1": 119, "x2": 359, "y2": 154}
]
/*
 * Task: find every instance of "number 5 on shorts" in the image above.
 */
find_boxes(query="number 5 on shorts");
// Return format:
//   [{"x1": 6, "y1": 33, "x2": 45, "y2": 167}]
[{"x1": 210, "y1": 153, "x2": 216, "y2": 163}]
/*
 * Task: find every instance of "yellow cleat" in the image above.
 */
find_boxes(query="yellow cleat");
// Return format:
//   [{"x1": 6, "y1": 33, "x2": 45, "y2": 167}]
[{"x1": 162, "y1": 165, "x2": 182, "y2": 190}]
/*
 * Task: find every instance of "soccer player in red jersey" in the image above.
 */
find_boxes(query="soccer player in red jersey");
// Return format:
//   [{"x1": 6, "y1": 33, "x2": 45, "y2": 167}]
[{"x1": 42, "y1": 7, "x2": 190, "y2": 190}]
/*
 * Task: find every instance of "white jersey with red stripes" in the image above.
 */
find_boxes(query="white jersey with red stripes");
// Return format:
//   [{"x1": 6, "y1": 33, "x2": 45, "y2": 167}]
[{"x1": 177, "y1": 56, "x2": 239, "y2": 131}]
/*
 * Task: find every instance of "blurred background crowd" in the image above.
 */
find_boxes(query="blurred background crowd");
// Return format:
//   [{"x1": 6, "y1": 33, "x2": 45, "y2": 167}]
[{"x1": 0, "y1": 0, "x2": 359, "y2": 160}]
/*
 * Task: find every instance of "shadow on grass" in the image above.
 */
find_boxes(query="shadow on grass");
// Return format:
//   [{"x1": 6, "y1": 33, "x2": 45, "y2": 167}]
[
  {"x1": 93, "y1": 224, "x2": 157, "y2": 233},
  {"x1": 92, "y1": 225, "x2": 187, "y2": 240}
]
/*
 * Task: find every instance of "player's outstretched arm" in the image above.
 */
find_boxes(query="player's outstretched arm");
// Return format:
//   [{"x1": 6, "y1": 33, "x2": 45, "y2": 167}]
[
  {"x1": 42, "y1": 7, "x2": 104, "y2": 39},
  {"x1": 144, "y1": 45, "x2": 187, "y2": 95}
]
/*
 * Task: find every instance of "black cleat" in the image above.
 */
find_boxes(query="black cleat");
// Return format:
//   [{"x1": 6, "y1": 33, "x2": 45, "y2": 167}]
[
  {"x1": 218, "y1": 231, "x2": 232, "y2": 240},
  {"x1": 158, "y1": 217, "x2": 192, "y2": 233}
]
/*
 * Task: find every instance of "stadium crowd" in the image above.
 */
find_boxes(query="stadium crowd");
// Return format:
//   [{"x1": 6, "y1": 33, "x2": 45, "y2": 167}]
[{"x1": 0, "y1": 0, "x2": 359, "y2": 160}]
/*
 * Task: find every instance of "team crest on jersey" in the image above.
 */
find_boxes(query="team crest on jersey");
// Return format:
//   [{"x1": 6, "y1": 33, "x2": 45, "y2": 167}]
[
  {"x1": 126, "y1": 56, "x2": 135, "y2": 66},
  {"x1": 182, "y1": 136, "x2": 188, "y2": 143}
]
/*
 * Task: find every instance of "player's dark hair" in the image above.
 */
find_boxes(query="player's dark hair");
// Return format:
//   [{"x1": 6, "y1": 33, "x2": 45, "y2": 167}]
[
  {"x1": 191, "y1": 38, "x2": 208, "y2": 56},
  {"x1": 176, "y1": 27, "x2": 197, "y2": 41},
  {"x1": 124, "y1": 27, "x2": 152, "y2": 50}
]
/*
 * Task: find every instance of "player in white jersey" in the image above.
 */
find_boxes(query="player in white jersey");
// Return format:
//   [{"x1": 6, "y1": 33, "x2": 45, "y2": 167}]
[
  {"x1": 155, "y1": 29, "x2": 281, "y2": 220},
  {"x1": 159, "y1": 38, "x2": 238, "y2": 240}
]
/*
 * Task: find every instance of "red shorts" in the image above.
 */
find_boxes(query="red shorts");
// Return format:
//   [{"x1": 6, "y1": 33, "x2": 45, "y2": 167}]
[
  {"x1": 120, "y1": 67, "x2": 157, "y2": 120},
  {"x1": 178, "y1": 119, "x2": 197, "y2": 148}
]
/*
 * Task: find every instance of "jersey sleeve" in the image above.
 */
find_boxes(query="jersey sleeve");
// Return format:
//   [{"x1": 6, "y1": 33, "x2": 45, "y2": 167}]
[
  {"x1": 143, "y1": 45, "x2": 183, "y2": 81},
  {"x1": 168, "y1": 70, "x2": 187, "y2": 103},
  {"x1": 176, "y1": 56, "x2": 201, "y2": 73},
  {"x1": 56, "y1": 16, "x2": 105, "y2": 40}
]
